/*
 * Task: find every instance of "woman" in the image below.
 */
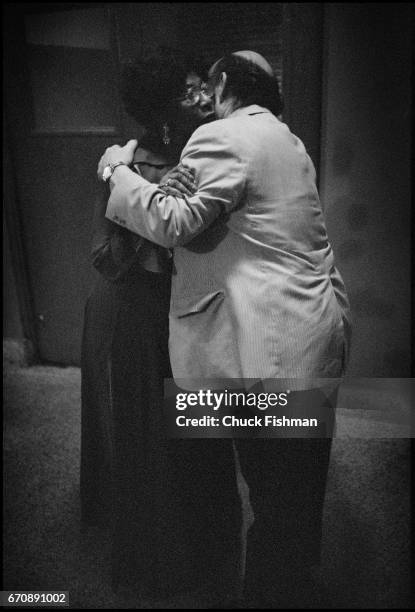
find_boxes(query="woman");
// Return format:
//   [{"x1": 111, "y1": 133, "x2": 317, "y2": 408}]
[{"x1": 80, "y1": 48, "x2": 241, "y2": 599}]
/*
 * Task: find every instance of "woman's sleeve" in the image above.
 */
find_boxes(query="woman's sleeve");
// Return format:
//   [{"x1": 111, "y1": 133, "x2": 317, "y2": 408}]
[{"x1": 91, "y1": 182, "x2": 142, "y2": 281}]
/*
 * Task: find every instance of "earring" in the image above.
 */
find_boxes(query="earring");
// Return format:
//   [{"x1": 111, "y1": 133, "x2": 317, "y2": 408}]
[{"x1": 162, "y1": 123, "x2": 170, "y2": 146}]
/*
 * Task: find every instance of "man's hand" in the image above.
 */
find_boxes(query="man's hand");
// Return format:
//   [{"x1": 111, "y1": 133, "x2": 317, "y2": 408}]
[
  {"x1": 159, "y1": 164, "x2": 197, "y2": 197},
  {"x1": 97, "y1": 139, "x2": 138, "y2": 181}
]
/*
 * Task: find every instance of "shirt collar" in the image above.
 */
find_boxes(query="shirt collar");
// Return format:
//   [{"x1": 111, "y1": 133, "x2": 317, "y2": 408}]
[{"x1": 228, "y1": 104, "x2": 272, "y2": 119}]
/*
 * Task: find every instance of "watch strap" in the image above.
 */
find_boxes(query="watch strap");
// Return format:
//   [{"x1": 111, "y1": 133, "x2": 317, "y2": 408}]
[
  {"x1": 109, "y1": 161, "x2": 127, "y2": 174},
  {"x1": 103, "y1": 161, "x2": 127, "y2": 182}
]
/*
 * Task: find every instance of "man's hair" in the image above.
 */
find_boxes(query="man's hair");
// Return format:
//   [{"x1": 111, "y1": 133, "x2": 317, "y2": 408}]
[
  {"x1": 210, "y1": 54, "x2": 283, "y2": 116},
  {"x1": 120, "y1": 46, "x2": 209, "y2": 129}
]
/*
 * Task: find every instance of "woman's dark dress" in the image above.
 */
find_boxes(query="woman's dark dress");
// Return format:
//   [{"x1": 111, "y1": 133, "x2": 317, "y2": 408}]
[{"x1": 80, "y1": 149, "x2": 241, "y2": 597}]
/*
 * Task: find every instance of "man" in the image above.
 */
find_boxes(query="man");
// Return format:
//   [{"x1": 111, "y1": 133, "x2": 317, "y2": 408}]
[{"x1": 98, "y1": 51, "x2": 351, "y2": 606}]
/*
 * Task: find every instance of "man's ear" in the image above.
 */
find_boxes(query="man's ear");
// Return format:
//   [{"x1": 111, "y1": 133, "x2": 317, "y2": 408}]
[{"x1": 217, "y1": 71, "x2": 227, "y2": 103}]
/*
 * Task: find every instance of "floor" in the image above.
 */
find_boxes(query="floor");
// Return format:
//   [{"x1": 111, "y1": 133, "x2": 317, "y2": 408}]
[{"x1": 3, "y1": 364, "x2": 411, "y2": 608}]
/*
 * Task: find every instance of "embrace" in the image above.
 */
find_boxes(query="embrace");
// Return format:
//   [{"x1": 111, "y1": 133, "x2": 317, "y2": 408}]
[{"x1": 82, "y1": 47, "x2": 351, "y2": 608}]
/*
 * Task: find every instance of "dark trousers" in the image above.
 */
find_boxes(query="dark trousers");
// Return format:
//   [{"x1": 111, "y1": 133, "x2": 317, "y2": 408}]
[{"x1": 234, "y1": 388, "x2": 336, "y2": 606}]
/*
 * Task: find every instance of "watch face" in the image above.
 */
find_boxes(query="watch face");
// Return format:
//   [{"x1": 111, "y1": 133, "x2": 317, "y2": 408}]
[{"x1": 102, "y1": 165, "x2": 112, "y2": 181}]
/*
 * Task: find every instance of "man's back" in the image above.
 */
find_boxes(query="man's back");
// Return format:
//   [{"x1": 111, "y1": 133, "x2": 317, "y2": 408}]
[{"x1": 170, "y1": 105, "x2": 350, "y2": 378}]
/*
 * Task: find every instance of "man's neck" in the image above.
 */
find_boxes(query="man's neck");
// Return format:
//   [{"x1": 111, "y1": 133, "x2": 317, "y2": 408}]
[{"x1": 218, "y1": 96, "x2": 241, "y2": 119}]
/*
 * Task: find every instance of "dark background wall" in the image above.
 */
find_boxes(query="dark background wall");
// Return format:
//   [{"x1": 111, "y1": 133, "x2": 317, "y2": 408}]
[
  {"x1": 3, "y1": 3, "x2": 412, "y2": 376},
  {"x1": 321, "y1": 3, "x2": 412, "y2": 377},
  {"x1": 3, "y1": 213, "x2": 24, "y2": 340}
]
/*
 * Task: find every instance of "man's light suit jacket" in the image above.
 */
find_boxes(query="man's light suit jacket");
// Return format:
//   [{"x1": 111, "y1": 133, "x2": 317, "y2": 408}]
[{"x1": 106, "y1": 105, "x2": 351, "y2": 379}]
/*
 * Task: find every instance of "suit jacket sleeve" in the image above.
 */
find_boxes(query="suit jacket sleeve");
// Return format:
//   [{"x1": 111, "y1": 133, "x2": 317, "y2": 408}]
[{"x1": 105, "y1": 122, "x2": 247, "y2": 248}]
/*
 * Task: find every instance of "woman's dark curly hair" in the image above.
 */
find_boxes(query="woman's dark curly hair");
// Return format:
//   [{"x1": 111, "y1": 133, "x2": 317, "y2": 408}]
[{"x1": 120, "y1": 46, "x2": 208, "y2": 131}]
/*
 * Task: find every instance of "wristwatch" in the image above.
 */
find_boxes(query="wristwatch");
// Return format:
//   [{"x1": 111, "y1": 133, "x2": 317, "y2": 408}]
[{"x1": 102, "y1": 161, "x2": 127, "y2": 182}]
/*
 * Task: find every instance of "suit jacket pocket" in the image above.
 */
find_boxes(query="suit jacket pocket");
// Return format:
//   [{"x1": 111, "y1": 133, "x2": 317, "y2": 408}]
[
  {"x1": 172, "y1": 291, "x2": 225, "y2": 318},
  {"x1": 169, "y1": 290, "x2": 242, "y2": 377}
]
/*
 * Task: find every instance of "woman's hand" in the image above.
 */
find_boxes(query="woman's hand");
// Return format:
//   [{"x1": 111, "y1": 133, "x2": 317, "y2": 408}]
[{"x1": 159, "y1": 164, "x2": 197, "y2": 197}]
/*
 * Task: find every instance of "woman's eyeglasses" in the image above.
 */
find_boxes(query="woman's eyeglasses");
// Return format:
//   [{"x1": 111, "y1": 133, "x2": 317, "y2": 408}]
[{"x1": 177, "y1": 83, "x2": 213, "y2": 105}]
